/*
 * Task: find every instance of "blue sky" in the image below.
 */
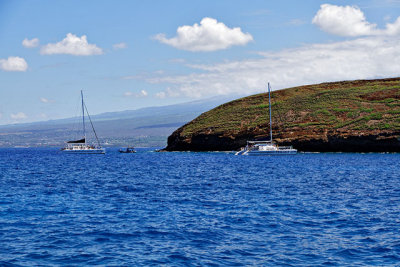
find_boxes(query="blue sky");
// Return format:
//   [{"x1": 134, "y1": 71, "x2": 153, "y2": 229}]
[{"x1": 1, "y1": 0, "x2": 400, "y2": 124}]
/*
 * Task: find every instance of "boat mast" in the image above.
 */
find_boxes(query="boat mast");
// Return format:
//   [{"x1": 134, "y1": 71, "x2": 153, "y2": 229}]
[
  {"x1": 268, "y1": 82, "x2": 273, "y2": 143},
  {"x1": 83, "y1": 102, "x2": 102, "y2": 148},
  {"x1": 81, "y1": 90, "x2": 86, "y2": 144}
]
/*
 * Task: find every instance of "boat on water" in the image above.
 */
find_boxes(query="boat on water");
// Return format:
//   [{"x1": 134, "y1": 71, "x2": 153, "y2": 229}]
[
  {"x1": 61, "y1": 91, "x2": 105, "y2": 154},
  {"x1": 236, "y1": 140, "x2": 297, "y2": 155},
  {"x1": 236, "y1": 83, "x2": 297, "y2": 156},
  {"x1": 119, "y1": 147, "x2": 136, "y2": 153}
]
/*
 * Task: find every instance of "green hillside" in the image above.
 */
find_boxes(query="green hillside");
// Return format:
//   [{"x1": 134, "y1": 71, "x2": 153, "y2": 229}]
[{"x1": 165, "y1": 78, "x2": 400, "y2": 152}]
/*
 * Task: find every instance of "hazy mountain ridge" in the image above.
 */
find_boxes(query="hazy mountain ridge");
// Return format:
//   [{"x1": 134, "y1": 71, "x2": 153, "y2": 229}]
[{"x1": 0, "y1": 95, "x2": 240, "y2": 147}]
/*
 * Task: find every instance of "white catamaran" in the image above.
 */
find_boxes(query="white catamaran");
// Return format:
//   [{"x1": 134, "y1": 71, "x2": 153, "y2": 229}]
[
  {"x1": 61, "y1": 91, "x2": 105, "y2": 154},
  {"x1": 236, "y1": 83, "x2": 297, "y2": 156}
]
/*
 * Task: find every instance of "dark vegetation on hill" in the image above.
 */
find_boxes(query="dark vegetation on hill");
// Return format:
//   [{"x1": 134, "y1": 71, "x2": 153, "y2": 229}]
[{"x1": 164, "y1": 78, "x2": 400, "y2": 152}]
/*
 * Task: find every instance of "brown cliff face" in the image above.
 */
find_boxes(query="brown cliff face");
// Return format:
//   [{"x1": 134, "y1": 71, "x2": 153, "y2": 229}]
[{"x1": 164, "y1": 78, "x2": 400, "y2": 152}]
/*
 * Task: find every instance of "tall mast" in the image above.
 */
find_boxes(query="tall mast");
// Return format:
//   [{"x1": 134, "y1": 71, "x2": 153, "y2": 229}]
[
  {"x1": 268, "y1": 82, "x2": 273, "y2": 142},
  {"x1": 81, "y1": 90, "x2": 86, "y2": 144},
  {"x1": 84, "y1": 102, "x2": 102, "y2": 147}
]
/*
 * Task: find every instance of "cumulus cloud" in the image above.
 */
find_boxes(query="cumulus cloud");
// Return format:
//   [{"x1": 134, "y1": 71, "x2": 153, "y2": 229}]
[
  {"x1": 41, "y1": 33, "x2": 103, "y2": 56},
  {"x1": 0, "y1": 57, "x2": 28, "y2": 72},
  {"x1": 312, "y1": 4, "x2": 377, "y2": 36},
  {"x1": 113, "y1": 42, "x2": 127, "y2": 50},
  {"x1": 124, "y1": 90, "x2": 148, "y2": 97},
  {"x1": 146, "y1": 36, "x2": 400, "y2": 98},
  {"x1": 312, "y1": 4, "x2": 400, "y2": 36},
  {"x1": 10, "y1": 112, "x2": 27, "y2": 120},
  {"x1": 154, "y1": 17, "x2": 253, "y2": 51},
  {"x1": 385, "y1": 17, "x2": 400, "y2": 35},
  {"x1": 22, "y1": 38, "x2": 39, "y2": 48}
]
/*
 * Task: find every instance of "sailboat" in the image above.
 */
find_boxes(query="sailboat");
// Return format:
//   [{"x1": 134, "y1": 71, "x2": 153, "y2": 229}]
[
  {"x1": 61, "y1": 91, "x2": 105, "y2": 154},
  {"x1": 236, "y1": 83, "x2": 297, "y2": 155}
]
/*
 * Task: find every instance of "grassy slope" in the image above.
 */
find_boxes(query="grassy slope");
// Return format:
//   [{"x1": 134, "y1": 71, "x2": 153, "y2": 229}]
[{"x1": 178, "y1": 78, "x2": 400, "y2": 141}]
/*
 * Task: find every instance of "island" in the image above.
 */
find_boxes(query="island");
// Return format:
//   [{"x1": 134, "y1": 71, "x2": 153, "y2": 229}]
[{"x1": 164, "y1": 78, "x2": 400, "y2": 152}]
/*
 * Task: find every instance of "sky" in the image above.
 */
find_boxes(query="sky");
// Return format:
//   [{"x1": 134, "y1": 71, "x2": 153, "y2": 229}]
[{"x1": 1, "y1": 0, "x2": 400, "y2": 125}]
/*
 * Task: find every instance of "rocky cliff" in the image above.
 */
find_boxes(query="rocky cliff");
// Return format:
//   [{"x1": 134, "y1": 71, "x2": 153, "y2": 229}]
[{"x1": 164, "y1": 78, "x2": 400, "y2": 152}]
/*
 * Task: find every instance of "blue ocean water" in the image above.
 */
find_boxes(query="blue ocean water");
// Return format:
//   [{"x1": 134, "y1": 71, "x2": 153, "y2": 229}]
[{"x1": 0, "y1": 148, "x2": 400, "y2": 266}]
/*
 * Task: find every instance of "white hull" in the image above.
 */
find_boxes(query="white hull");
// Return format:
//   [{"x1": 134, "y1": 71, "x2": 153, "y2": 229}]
[
  {"x1": 246, "y1": 150, "x2": 297, "y2": 155},
  {"x1": 235, "y1": 141, "x2": 297, "y2": 156},
  {"x1": 61, "y1": 148, "x2": 105, "y2": 154}
]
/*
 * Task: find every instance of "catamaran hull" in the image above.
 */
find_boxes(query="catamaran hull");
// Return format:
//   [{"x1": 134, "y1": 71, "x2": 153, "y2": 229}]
[
  {"x1": 246, "y1": 150, "x2": 297, "y2": 155},
  {"x1": 61, "y1": 149, "x2": 105, "y2": 154}
]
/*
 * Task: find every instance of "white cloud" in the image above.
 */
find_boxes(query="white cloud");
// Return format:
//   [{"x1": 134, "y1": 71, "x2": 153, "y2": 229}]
[
  {"x1": 41, "y1": 33, "x2": 103, "y2": 56},
  {"x1": 124, "y1": 90, "x2": 148, "y2": 97},
  {"x1": 385, "y1": 17, "x2": 400, "y2": 35},
  {"x1": 155, "y1": 91, "x2": 166, "y2": 98},
  {"x1": 154, "y1": 17, "x2": 253, "y2": 52},
  {"x1": 113, "y1": 42, "x2": 127, "y2": 49},
  {"x1": 40, "y1": 97, "x2": 49, "y2": 103},
  {"x1": 312, "y1": 4, "x2": 400, "y2": 37},
  {"x1": 10, "y1": 112, "x2": 27, "y2": 120},
  {"x1": 384, "y1": 15, "x2": 392, "y2": 22},
  {"x1": 312, "y1": 4, "x2": 377, "y2": 36},
  {"x1": 154, "y1": 88, "x2": 180, "y2": 98},
  {"x1": 22, "y1": 38, "x2": 39, "y2": 48},
  {"x1": 146, "y1": 36, "x2": 400, "y2": 98},
  {"x1": 0, "y1": 57, "x2": 28, "y2": 72}
]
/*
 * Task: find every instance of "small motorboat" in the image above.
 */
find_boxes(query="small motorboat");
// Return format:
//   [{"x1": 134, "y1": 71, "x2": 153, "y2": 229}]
[{"x1": 119, "y1": 147, "x2": 136, "y2": 153}]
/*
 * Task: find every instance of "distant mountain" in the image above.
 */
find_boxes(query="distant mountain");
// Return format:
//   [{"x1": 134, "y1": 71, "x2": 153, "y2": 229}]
[{"x1": 0, "y1": 95, "x2": 241, "y2": 147}]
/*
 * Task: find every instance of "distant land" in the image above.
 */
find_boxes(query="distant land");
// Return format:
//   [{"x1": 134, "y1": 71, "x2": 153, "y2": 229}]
[
  {"x1": 0, "y1": 96, "x2": 239, "y2": 148},
  {"x1": 164, "y1": 78, "x2": 400, "y2": 152}
]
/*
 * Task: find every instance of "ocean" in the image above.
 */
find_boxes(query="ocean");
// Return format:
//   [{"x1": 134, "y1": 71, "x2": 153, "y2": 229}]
[{"x1": 1, "y1": 148, "x2": 399, "y2": 266}]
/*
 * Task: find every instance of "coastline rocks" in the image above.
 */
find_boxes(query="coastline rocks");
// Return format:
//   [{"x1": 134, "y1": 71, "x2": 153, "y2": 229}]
[{"x1": 164, "y1": 127, "x2": 400, "y2": 152}]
